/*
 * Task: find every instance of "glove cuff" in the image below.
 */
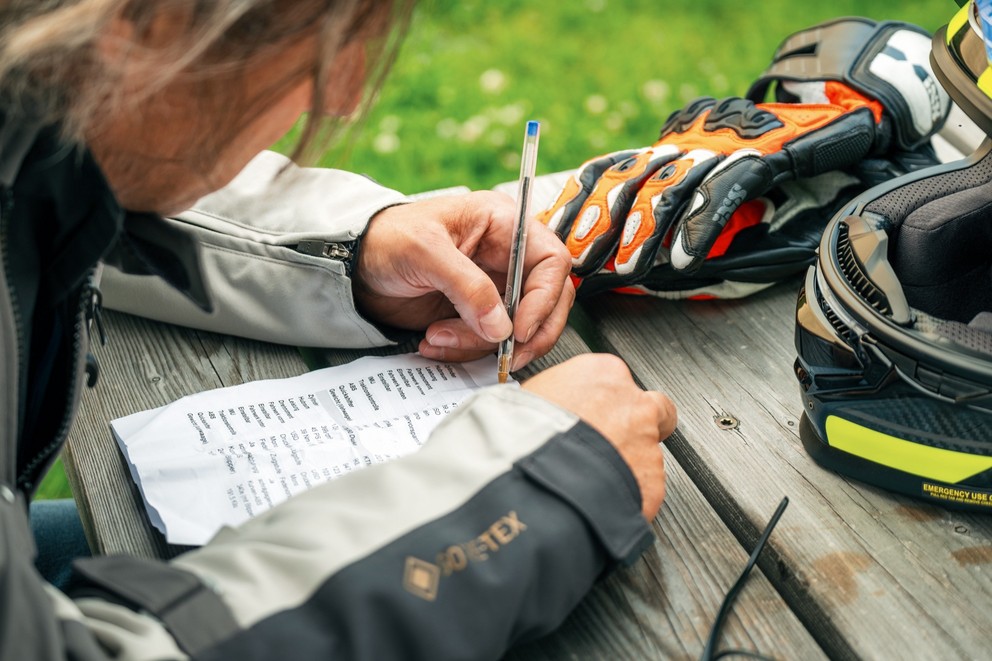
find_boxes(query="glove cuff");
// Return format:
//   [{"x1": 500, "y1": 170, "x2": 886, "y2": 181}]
[{"x1": 746, "y1": 18, "x2": 950, "y2": 151}]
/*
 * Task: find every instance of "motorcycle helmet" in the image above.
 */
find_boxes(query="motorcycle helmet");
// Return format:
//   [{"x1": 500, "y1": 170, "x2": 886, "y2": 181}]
[{"x1": 795, "y1": 0, "x2": 992, "y2": 510}]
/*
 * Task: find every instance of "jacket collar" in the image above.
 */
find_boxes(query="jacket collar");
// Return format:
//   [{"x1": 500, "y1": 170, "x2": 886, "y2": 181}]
[{"x1": 1, "y1": 110, "x2": 212, "y2": 311}]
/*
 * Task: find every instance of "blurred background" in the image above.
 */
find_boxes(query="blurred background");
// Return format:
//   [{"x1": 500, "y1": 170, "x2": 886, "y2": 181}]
[
  {"x1": 39, "y1": 0, "x2": 951, "y2": 498},
  {"x1": 316, "y1": 0, "x2": 950, "y2": 193}
]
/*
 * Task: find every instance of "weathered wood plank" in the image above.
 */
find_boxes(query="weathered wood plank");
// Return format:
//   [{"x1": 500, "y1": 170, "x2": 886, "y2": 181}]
[{"x1": 582, "y1": 283, "x2": 992, "y2": 659}]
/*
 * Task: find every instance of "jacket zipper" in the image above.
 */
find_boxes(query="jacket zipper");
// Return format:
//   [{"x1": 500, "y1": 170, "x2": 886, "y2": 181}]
[
  {"x1": 15, "y1": 270, "x2": 94, "y2": 493},
  {"x1": 0, "y1": 189, "x2": 25, "y2": 484},
  {"x1": 295, "y1": 240, "x2": 351, "y2": 261},
  {"x1": 295, "y1": 239, "x2": 356, "y2": 277}
]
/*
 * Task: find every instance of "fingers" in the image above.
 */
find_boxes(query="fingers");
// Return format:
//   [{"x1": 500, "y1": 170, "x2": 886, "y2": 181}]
[
  {"x1": 565, "y1": 146, "x2": 681, "y2": 277},
  {"x1": 644, "y1": 390, "x2": 678, "y2": 440},
  {"x1": 418, "y1": 318, "x2": 495, "y2": 363},
  {"x1": 418, "y1": 271, "x2": 575, "y2": 371},
  {"x1": 631, "y1": 389, "x2": 674, "y2": 519},
  {"x1": 417, "y1": 211, "x2": 572, "y2": 365},
  {"x1": 668, "y1": 151, "x2": 775, "y2": 273},
  {"x1": 420, "y1": 240, "x2": 513, "y2": 343},
  {"x1": 510, "y1": 221, "x2": 572, "y2": 340},
  {"x1": 614, "y1": 149, "x2": 719, "y2": 279},
  {"x1": 538, "y1": 149, "x2": 641, "y2": 239},
  {"x1": 511, "y1": 276, "x2": 575, "y2": 371}
]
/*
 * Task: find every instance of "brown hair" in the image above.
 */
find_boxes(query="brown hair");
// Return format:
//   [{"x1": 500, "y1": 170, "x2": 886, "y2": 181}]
[{"x1": 0, "y1": 0, "x2": 413, "y2": 161}]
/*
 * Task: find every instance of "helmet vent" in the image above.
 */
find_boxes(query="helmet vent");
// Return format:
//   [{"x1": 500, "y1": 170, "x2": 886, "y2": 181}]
[
  {"x1": 836, "y1": 222, "x2": 893, "y2": 316},
  {"x1": 819, "y1": 296, "x2": 857, "y2": 346}
]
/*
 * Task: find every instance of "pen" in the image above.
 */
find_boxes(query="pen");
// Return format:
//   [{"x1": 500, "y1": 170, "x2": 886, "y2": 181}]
[{"x1": 498, "y1": 120, "x2": 540, "y2": 384}]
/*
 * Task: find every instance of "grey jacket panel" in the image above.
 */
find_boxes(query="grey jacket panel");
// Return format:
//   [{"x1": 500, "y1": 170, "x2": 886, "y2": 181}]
[
  {"x1": 197, "y1": 424, "x2": 646, "y2": 660},
  {"x1": 100, "y1": 151, "x2": 409, "y2": 348},
  {"x1": 0, "y1": 491, "x2": 66, "y2": 661},
  {"x1": 172, "y1": 387, "x2": 611, "y2": 622},
  {"x1": 184, "y1": 388, "x2": 649, "y2": 659},
  {"x1": 68, "y1": 388, "x2": 649, "y2": 660}
]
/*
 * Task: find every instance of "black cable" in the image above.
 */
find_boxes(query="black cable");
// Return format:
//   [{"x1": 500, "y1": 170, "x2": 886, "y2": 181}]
[{"x1": 699, "y1": 496, "x2": 790, "y2": 661}]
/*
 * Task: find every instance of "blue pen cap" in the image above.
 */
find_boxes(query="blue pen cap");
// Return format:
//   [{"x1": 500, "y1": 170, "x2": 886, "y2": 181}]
[{"x1": 526, "y1": 120, "x2": 539, "y2": 136}]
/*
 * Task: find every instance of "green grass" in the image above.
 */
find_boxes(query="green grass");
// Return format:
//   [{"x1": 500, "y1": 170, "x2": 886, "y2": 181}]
[
  {"x1": 315, "y1": 0, "x2": 952, "y2": 193},
  {"x1": 36, "y1": 0, "x2": 952, "y2": 500}
]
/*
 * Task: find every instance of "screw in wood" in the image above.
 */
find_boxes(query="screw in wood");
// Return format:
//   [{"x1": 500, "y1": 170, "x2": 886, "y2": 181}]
[{"x1": 714, "y1": 414, "x2": 739, "y2": 430}]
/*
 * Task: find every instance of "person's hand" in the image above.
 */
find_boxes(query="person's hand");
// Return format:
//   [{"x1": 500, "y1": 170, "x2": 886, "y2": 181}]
[
  {"x1": 538, "y1": 18, "x2": 948, "y2": 298},
  {"x1": 354, "y1": 191, "x2": 573, "y2": 370},
  {"x1": 522, "y1": 354, "x2": 677, "y2": 520}
]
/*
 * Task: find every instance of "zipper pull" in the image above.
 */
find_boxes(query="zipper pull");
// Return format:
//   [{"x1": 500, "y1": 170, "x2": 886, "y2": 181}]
[
  {"x1": 85, "y1": 353, "x2": 100, "y2": 388},
  {"x1": 296, "y1": 239, "x2": 359, "y2": 276},
  {"x1": 83, "y1": 282, "x2": 106, "y2": 388},
  {"x1": 85, "y1": 284, "x2": 106, "y2": 346},
  {"x1": 296, "y1": 240, "x2": 352, "y2": 261}
]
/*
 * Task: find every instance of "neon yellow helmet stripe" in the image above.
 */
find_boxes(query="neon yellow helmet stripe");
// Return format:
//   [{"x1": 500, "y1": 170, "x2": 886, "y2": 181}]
[
  {"x1": 948, "y1": 2, "x2": 971, "y2": 45},
  {"x1": 826, "y1": 415, "x2": 992, "y2": 483}
]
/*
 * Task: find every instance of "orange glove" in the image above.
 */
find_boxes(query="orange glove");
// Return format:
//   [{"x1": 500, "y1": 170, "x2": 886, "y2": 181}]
[
  {"x1": 539, "y1": 19, "x2": 949, "y2": 297},
  {"x1": 541, "y1": 88, "x2": 886, "y2": 281}
]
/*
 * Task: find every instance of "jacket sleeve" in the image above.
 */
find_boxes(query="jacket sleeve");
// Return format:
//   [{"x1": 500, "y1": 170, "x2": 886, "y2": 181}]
[
  {"x1": 65, "y1": 387, "x2": 654, "y2": 660},
  {"x1": 99, "y1": 150, "x2": 409, "y2": 349}
]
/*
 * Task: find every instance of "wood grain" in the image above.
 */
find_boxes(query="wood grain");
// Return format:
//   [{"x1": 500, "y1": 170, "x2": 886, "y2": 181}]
[{"x1": 582, "y1": 283, "x2": 992, "y2": 659}]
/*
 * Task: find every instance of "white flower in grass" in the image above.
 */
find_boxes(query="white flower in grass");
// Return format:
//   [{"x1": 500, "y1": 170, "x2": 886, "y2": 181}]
[
  {"x1": 379, "y1": 115, "x2": 401, "y2": 133},
  {"x1": 459, "y1": 115, "x2": 490, "y2": 143},
  {"x1": 606, "y1": 112, "x2": 624, "y2": 132},
  {"x1": 500, "y1": 151, "x2": 519, "y2": 170},
  {"x1": 436, "y1": 118, "x2": 459, "y2": 140},
  {"x1": 373, "y1": 133, "x2": 400, "y2": 154},
  {"x1": 492, "y1": 103, "x2": 525, "y2": 126},
  {"x1": 585, "y1": 0, "x2": 606, "y2": 11},
  {"x1": 641, "y1": 79, "x2": 670, "y2": 104},
  {"x1": 488, "y1": 129, "x2": 508, "y2": 147},
  {"x1": 480, "y1": 69, "x2": 507, "y2": 94},
  {"x1": 585, "y1": 94, "x2": 608, "y2": 115}
]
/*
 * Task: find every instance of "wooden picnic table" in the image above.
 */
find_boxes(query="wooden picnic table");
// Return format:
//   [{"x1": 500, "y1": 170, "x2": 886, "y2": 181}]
[{"x1": 62, "y1": 172, "x2": 992, "y2": 660}]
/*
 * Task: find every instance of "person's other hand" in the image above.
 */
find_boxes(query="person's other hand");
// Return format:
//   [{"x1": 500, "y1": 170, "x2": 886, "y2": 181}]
[
  {"x1": 354, "y1": 191, "x2": 573, "y2": 370},
  {"x1": 522, "y1": 354, "x2": 677, "y2": 520}
]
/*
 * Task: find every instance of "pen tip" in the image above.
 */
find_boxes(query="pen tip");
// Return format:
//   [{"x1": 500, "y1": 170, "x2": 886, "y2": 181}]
[{"x1": 498, "y1": 372, "x2": 508, "y2": 384}]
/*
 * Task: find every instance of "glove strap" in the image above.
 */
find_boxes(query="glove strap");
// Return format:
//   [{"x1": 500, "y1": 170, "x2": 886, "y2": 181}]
[{"x1": 746, "y1": 18, "x2": 948, "y2": 150}]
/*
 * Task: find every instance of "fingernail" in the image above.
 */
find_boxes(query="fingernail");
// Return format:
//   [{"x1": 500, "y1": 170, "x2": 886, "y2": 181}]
[
  {"x1": 427, "y1": 330, "x2": 459, "y2": 348},
  {"x1": 524, "y1": 323, "x2": 539, "y2": 344},
  {"x1": 479, "y1": 305, "x2": 512, "y2": 343},
  {"x1": 419, "y1": 344, "x2": 445, "y2": 361},
  {"x1": 511, "y1": 351, "x2": 533, "y2": 371}
]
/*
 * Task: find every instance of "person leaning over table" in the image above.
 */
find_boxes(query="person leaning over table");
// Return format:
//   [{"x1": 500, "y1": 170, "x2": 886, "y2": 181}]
[{"x1": 0, "y1": 1, "x2": 677, "y2": 659}]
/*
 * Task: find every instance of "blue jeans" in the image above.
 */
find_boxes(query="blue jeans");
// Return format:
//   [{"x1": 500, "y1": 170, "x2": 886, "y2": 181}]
[{"x1": 29, "y1": 499, "x2": 91, "y2": 592}]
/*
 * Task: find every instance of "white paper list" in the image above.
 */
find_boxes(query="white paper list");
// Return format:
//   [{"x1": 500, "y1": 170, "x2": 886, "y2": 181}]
[{"x1": 112, "y1": 354, "x2": 505, "y2": 545}]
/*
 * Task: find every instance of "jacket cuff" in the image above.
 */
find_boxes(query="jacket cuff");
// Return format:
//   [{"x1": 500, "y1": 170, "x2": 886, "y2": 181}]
[
  {"x1": 516, "y1": 420, "x2": 654, "y2": 566},
  {"x1": 71, "y1": 555, "x2": 238, "y2": 655}
]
